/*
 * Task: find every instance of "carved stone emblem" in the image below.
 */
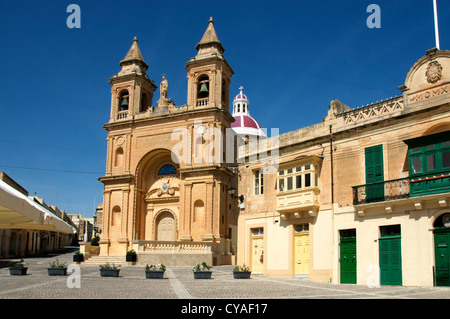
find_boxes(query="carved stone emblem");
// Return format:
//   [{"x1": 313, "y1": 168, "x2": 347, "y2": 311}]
[{"x1": 426, "y1": 61, "x2": 443, "y2": 84}]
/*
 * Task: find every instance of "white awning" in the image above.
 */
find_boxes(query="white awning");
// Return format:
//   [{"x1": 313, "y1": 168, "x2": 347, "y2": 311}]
[{"x1": 0, "y1": 180, "x2": 75, "y2": 234}]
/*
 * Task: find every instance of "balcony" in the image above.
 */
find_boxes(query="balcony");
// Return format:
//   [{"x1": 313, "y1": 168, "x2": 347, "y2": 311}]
[
  {"x1": 277, "y1": 187, "x2": 320, "y2": 217},
  {"x1": 352, "y1": 171, "x2": 450, "y2": 205}
]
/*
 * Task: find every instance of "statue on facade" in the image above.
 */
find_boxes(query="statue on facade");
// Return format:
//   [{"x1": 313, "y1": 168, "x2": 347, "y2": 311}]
[{"x1": 157, "y1": 75, "x2": 174, "y2": 107}]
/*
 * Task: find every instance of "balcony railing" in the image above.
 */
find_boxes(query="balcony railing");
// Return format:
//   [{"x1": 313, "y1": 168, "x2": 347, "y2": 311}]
[
  {"x1": 352, "y1": 172, "x2": 450, "y2": 205},
  {"x1": 352, "y1": 177, "x2": 410, "y2": 205}
]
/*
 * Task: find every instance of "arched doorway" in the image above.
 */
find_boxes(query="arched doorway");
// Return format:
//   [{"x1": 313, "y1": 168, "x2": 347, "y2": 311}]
[
  {"x1": 156, "y1": 211, "x2": 175, "y2": 241},
  {"x1": 434, "y1": 213, "x2": 450, "y2": 286},
  {"x1": 135, "y1": 148, "x2": 180, "y2": 241}
]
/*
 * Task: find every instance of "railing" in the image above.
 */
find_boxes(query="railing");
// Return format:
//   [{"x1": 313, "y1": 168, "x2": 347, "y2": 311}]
[
  {"x1": 352, "y1": 172, "x2": 450, "y2": 205},
  {"x1": 117, "y1": 110, "x2": 128, "y2": 119},
  {"x1": 197, "y1": 98, "x2": 209, "y2": 107},
  {"x1": 352, "y1": 177, "x2": 410, "y2": 205},
  {"x1": 132, "y1": 240, "x2": 213, "y2": 254}
]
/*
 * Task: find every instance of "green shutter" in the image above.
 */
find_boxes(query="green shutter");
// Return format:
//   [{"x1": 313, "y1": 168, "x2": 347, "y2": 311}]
[
  {"x1": 365, "y1": 145, "x2": 384, "y2": 203},
  {"x1": 379, "y1": 236, "x2": 402, "y2": 286},
  {"x1": 434, "y1": 229, "x2": 450, "y2": 286},
  {"x1": 340, "y1": 237, "x2": 357, "y2": 284}
]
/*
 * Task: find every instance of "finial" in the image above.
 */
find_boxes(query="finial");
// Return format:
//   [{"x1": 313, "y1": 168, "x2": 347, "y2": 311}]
[
  {"x1": 239, "y1": 86, "x2": 244, "y2": 93},
  {"x1": 133, "y1": 36, "x2": 138, "y2": 42},
  {"x1": 209, "y1": 17, "x2": 214, "y2": 24}
]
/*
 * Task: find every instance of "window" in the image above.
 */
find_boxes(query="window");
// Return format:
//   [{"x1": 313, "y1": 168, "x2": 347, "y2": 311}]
[
  {"x1": 443, "y1": 151, "x2": 450, "y2": 168},
  {"x1": 158, "y1": 164, "x2": 177, "y2": 176},
  {"x1": 254, "y1": 169, "x2": 264, "y2": 195},
  {"x1": 406, "y1": 131, "x2": 450, "y2": 176},
  {"x1": 279, "y1": 178, "x2": 285, "y2": 192},
  {"x1": 411, "y1": 157, "x2": 422, "y2": 173},
  {"x1": 406, "y1": 131, "x2": 450, "y2": 197},
  {"x1": 278, "y1": 163, "x2": 319, "y2": 193},
  {"x1": 305, "y1": 173, "x2": 311, "y2": 187}
]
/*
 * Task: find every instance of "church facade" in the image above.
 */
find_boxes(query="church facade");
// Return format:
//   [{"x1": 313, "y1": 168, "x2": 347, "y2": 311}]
[{"x1": 98, "y1": 18, "x2": 239, "y2": 266}]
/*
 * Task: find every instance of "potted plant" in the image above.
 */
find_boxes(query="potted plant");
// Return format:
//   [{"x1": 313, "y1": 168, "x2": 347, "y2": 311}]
[
  {"x1": 233, "y1": 264, "x2": 252, "y2": 279},
  {"x1": 145, "y1": 264, "x2": 166, "y2": 279},
  {"x1": 99, "y1": 262, "x2": 120, "y2": 277},
  {"x1": 9, "y1": 259, "x2": 27, "y2": 276},
  {"x1": 48, "y1": 259, "x2": 68, "y2": 276},
  {"x1": 193, "y1": 262, "x2": 213, "y2": 279},
  {"x1": 73, "y1": 251, "x2": 84, "y2": 263},
  {"x1": 126, "y1": 249, "x2": 137, "y2": 262}
]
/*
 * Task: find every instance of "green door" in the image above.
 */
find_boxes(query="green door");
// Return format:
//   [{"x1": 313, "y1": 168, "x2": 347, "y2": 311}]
[
  {"x1": 365, "y1": 145, "x2": 384, "y2": 203},
  {"x1": 379, "y1": 232, "x2": 402, "y2": 286},
  {"x1": 434, "y1": 228, "x2": 450, "y2": 286},
  {"x1": 340, "y1": 232, "x2": 357, "y2": 284}
]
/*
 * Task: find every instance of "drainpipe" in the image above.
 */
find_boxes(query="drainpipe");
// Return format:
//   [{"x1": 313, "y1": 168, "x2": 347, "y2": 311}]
[{"x1": 329, "y1": 124, "x2": 335, "y2": 284}]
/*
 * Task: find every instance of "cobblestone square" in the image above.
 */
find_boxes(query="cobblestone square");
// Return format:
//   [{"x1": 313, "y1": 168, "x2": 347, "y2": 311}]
[{"x1": 0, "y1": 252, "x2": 449, "y2": 300}]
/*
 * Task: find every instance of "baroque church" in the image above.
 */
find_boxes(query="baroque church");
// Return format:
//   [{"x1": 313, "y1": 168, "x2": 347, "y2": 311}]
[{"x1": 97, "y1": 17, "x2": 243, "y2": 266}]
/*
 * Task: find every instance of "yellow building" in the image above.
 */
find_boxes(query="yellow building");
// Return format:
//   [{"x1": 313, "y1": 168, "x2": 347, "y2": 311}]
[
  {"x1": 236, "y1": 48, "x2": 450, "y2": 287},
  {"x1": 97, "y1": 18, "x2": 239, "y2": 266}
]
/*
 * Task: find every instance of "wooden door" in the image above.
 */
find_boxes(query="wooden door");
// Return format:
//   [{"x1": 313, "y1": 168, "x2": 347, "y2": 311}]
[
  {"x1": 251, "y1": 234, "x2": 264, "y2": 273},
  {"x1": 379, "y1": 236, "x2": 402, "y2": 286},
  {"x1": 434, "y1": 228, "x2": 450, "y2": 286},
  {"x1": 157, "y1": 212, "x2": 175, "y2": 241},
  {"x1": 340, "y1": 236, "x2": 357, "y2": 284},
  {"x1": 294, "y1": 226, "x2": 309, "y2": 275}
]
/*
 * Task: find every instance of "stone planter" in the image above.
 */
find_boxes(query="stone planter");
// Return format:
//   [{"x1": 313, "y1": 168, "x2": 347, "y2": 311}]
[
  {"x1": 100, "y1": 269, "x2": 120, "y2": 277},
  {"x1": 48, "y1": 268, "x2": 68, "y2": 276},
  {"x1": 73, "y1": 254, "x2": 84, "y2": 263},
  {"x1": 145, "y1": 270, "x2": 165, "y2": 279},
  {"x1": 233, "y1": 271, "x2": 252, "y2": 279},
  {"x1": 193, "y1": 271, "x2": 212, "y2": 279},
  {"x1": 9, "y1": 267, "x2": 28, "y2": 276}
]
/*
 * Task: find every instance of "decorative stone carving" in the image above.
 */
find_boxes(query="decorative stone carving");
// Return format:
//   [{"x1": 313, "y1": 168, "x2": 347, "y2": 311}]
[{"x1": 426, "y1": 60, "x2": 443, "y2": 84}]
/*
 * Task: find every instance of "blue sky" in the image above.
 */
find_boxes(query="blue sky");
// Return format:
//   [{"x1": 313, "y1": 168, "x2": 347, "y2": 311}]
[{"x1": 0, "y1": 1, "x2": 449, "y2": 218}]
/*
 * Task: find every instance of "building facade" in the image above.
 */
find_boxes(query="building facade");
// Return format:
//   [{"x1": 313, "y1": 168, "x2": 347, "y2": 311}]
[
  {"x1": 236, "y1": 48, "x2": 450, "y2": 287},
  {"x1": 0, "y1": 172, "x2": 76, "y2": 258},
  {"x1": 98, "y1": 18, "x2": 240, "y2": 266}
]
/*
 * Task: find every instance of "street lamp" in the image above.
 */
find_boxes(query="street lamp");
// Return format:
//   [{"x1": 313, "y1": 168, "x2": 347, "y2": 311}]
[{"x1": 227, "y1": 186, "x2": 244, "y2": 203}]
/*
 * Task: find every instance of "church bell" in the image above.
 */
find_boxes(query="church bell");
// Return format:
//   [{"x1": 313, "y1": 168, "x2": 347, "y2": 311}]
[
  {"x1": 121, "y1": 97, "x2": 129, "y2": 106},
  {"x1": 199, "y1": 83, "x2": 209, "y2": 93}
]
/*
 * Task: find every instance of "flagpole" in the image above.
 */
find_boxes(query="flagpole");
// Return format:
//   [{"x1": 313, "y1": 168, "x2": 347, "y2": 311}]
[{"x1": 433, "y1": 0, "x2": 440, "y2": 50}]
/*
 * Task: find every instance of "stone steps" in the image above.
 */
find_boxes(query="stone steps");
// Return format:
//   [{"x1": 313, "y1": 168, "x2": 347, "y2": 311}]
[{"x1": 81, "y1": 256, "x2": 126, "y2": 265}]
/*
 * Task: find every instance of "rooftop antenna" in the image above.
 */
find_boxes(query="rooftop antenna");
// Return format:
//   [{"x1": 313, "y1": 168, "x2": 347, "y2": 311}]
[{"x1": 433, "y1": 0, "x2": 441, "y2": 50}]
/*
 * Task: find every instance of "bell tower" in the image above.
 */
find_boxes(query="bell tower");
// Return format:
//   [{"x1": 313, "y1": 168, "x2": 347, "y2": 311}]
[
  {"x1": 185, "y1": 17, "x2": 233, "y2": 109},
  {"x1": 108, "y1": 37, "x2": 157, "y2": 123}
]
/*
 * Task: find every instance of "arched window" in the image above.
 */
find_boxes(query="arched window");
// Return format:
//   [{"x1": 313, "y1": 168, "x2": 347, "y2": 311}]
[
  {"x1": 158, "y1": 164, "x2": 177, "y2": 176},
  {"x1": 197, "y1": 75, "x2": 209, "y2": 99},
  {"x1": 119, "y1": 90, "x2": 129, "y2": 111}
]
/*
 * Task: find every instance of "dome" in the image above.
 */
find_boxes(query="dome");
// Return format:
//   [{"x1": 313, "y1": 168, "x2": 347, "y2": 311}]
[
  {"x1": 234, "y1": 93, "x2": 248, "y2": 101},
  {"x1": 230, "y1": 87, "x2": 266, "y2": 137}
]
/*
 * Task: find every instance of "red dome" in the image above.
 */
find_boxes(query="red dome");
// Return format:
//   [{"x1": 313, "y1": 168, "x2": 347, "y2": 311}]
[
  {"x1": 231, "y1": 115, "x2": 261, "y2": 129},
  {"x1": 233, "y1": 93, "x2": 248, "y2": 101}
]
